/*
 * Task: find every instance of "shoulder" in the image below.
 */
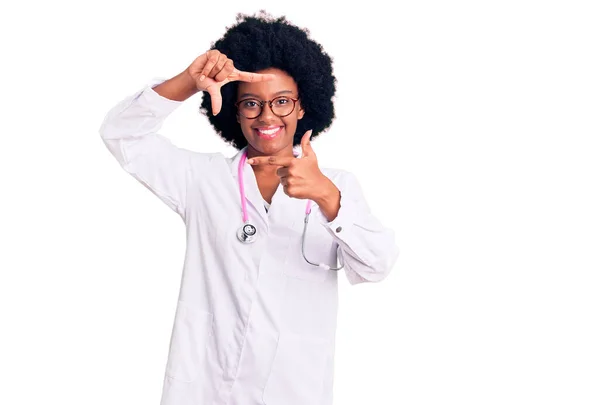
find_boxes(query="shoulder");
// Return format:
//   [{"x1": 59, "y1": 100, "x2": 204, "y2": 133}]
[
  {"x1": 320, "y1": 166, "x2": 360, "y2": 189},
  {"x1": 188, "y1": 150, "x2": 226, "y2": 167}
]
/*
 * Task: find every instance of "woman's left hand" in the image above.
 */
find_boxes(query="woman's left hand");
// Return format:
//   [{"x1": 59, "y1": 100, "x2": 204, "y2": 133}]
[{"x1": 247, "y1": 130, "x2": 334, "y2": 202}]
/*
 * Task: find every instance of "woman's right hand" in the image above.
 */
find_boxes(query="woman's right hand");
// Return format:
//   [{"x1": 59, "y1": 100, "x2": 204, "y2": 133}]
[{"x1": 186, "y1": 50, "x2": 275, "y2": 116}]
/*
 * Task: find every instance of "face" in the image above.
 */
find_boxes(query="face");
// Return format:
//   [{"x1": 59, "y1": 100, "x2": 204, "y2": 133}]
[{"x1": 236, "y1": 67, "x2": 304, "y2": 158}]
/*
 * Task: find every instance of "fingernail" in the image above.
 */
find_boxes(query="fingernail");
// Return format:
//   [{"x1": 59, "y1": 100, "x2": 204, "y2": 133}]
[
  {"x1": 199, "y1": 74, "x2": 206, "y2": 81},
  {"x1": 247, "y1": 159, "x2": 254, "y2": 164}
]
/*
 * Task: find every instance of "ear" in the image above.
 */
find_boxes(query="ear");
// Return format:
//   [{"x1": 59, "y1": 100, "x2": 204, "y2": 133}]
[{"x1": 298, "y1": 104, "x2": 305, "y2": 120}]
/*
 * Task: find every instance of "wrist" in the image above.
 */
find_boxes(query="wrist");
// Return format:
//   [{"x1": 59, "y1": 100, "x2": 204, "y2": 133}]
[
  {"x1": 314, "y1": 176, "x2": 338, "y2": 205},
  {"x1": 181, "y1": 69, "x2": 200, "y2": 92},
  {"x1": 177, "y1": 70, "x2": 200, "y2": 98},
  {"x1": 152, "y1": 71, "x2": 199, "y2": 102}
]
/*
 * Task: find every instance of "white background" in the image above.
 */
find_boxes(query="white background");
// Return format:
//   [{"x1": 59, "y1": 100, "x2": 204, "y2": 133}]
[{"x1": 1, "y1": 0, "x2": 599, "y2": 404}]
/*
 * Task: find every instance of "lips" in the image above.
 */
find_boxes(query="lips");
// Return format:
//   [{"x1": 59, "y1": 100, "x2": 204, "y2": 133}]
[{"x1": 254, "y1": 126, "x2": 283, "y2": 140}]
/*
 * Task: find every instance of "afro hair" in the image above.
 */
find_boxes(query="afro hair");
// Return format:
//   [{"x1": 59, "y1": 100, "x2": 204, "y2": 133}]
[{"x1": 199, "y1": 10, "x2": 337, "y2": 150}]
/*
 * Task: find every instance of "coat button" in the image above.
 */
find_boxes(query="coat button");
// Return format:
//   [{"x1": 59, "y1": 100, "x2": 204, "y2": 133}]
[{"x1": 335, "y1": 226, "x2": 342, "y2": 233}]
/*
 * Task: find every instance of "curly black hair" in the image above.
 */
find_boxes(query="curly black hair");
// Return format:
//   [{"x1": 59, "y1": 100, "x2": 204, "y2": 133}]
[{"x1": 199, "y1": 10, "x2": 337, "y2": 150}]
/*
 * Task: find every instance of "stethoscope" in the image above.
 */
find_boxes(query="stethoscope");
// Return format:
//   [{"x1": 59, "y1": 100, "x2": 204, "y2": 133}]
[{"x1": 236, "y1": 149, "x2": 345, "y2": 271}]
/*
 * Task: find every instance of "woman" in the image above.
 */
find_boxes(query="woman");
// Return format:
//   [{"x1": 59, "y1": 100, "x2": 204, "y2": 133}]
[{"x1": 99, "y1": 11, "x2": 399, "y2": 405}]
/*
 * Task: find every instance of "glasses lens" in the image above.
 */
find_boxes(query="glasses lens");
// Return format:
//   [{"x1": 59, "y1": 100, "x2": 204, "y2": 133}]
[
  {"x1": 271, "y1": 97, "x2": 294, "y2": 117},
  {"x1": 238, "y1": 99, "x2": 262, "y2": 119},
  {"x1": 237, "y1": 97, "x2": 296, "y2": 118}
]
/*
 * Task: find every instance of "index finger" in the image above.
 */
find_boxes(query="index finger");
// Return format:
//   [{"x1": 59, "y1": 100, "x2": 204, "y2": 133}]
[
  {"x1": 230, "y1": 69, "x2": 276, "y2": 83},
  {"x1": 247, "y1": 156, "x2": 295, "y2": 166}
]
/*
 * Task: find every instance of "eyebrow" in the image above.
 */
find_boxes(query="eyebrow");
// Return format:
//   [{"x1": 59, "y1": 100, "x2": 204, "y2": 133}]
[{"x1": 238, "y1": 90, "x2": 294, "y2": 99}]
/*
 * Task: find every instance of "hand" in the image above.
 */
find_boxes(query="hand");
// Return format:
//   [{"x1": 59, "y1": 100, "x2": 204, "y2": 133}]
[
  {"x1": 247, "y1": 130, "x2": 332, "y2": 201},
  {"x1": 186, "y1": 50, "x2": 275, "y2": 115}
]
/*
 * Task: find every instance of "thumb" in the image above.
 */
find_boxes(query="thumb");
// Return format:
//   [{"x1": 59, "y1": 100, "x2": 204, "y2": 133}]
[
  {"x1": 301, "y1": 130, "x2": 314, "y2": 157},
  {"x1": 206, "y1": 84, "x2": 223, "y2": 116}
]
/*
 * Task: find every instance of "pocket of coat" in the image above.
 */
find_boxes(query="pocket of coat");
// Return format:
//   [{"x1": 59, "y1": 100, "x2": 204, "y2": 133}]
[
  {"x1": 284, "y1": 215, "x2": 338, "y2": 283},
  {"x1": 165, "y1": 300, "x2": 213, "y2": 383},
  {"x1": 262, "y1": 333, "x2": 330, "y2": 405},
  {"x1": 284, "y1": 238, "x2": 334, "y2": 283},
  {"x1": 284, "y1": 257, "x2": 329, "y2": 282}
]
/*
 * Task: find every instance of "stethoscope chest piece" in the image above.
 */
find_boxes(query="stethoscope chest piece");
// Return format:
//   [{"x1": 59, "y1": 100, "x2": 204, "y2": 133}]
[{"x1": 237, "y1": 222, "x2": 257, "y2": 244}]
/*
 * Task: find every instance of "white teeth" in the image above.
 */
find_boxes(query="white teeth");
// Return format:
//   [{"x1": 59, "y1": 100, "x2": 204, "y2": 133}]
[{"x1": 257, "y1": 127, "x2": 280, "y2": 135}]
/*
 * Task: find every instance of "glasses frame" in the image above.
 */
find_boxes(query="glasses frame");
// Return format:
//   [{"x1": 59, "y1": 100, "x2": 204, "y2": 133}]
[{"x1": 234, "y1": 96, "x2": 300, "y2": 119}]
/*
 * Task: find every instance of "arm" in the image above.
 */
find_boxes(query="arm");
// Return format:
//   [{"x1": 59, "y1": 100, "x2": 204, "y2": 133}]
[
  {"x1": 315, "y1": 171, "x2": 400, "y2": 285},
  {"x1": 152, "y1": 70, "x2": 199, "y2": 101},
  {"x1": 98, "y1": 73, "x2": 203, "y2": 219}
]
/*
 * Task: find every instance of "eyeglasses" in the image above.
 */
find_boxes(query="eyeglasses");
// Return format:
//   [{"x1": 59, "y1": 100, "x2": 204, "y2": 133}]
[{"x1": 234, "y1": 96, "x2": 299, "y2": 119}]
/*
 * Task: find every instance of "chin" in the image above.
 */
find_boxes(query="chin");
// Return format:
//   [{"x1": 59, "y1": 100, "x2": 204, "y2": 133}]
[{"x1": 248, "y1": 138, "x2": 293, "y2": 156}]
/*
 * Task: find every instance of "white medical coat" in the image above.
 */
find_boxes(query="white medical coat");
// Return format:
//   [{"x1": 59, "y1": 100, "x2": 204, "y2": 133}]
[{"x1": 99, "y1": 78, "x2": 400, "y2": 405}]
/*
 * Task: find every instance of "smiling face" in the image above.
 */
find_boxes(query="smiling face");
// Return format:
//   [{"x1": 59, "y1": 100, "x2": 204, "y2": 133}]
[{"x1": 236, "y1": 67, "x2": 304, "y2": 159}]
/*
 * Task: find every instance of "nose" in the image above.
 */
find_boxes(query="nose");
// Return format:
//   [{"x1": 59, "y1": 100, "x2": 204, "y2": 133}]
[{"x1": 256, "y1": 102, "x2": 277, "y2": 122}]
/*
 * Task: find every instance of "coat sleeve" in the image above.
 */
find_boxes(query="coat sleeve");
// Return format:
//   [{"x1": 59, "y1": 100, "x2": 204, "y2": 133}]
[
  {"x1": 315, "y1": 170, "x2": 400, "y2": 285},
  {"x1": 98, "y1": 78, "x2": 204, "y2": 219}
]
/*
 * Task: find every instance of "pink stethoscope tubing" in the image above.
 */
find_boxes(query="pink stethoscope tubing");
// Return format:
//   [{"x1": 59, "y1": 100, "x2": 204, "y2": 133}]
[{"x1": 237, "y1": 149, "x2": 344, "y2": 271}]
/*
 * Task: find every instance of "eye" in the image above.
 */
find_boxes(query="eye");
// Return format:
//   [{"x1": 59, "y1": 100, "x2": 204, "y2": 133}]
[
  {"x1": 243, "y1": 100, "x2": 259, "y2": 108},
  {"x1": 275, "y1": 97, "x2": 290, "y2": 105}
]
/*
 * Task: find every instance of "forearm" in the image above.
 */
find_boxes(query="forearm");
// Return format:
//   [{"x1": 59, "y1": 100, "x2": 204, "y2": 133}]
[
  {"x1": 98, "y1": 78, "x2": 198, "y2": 217},
  {"x1": 152, "y1": 70, "x2": 199, "y2": 102},
  {"x1": 313, "y1": 172, "x2": 399, "y2": 285}
]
